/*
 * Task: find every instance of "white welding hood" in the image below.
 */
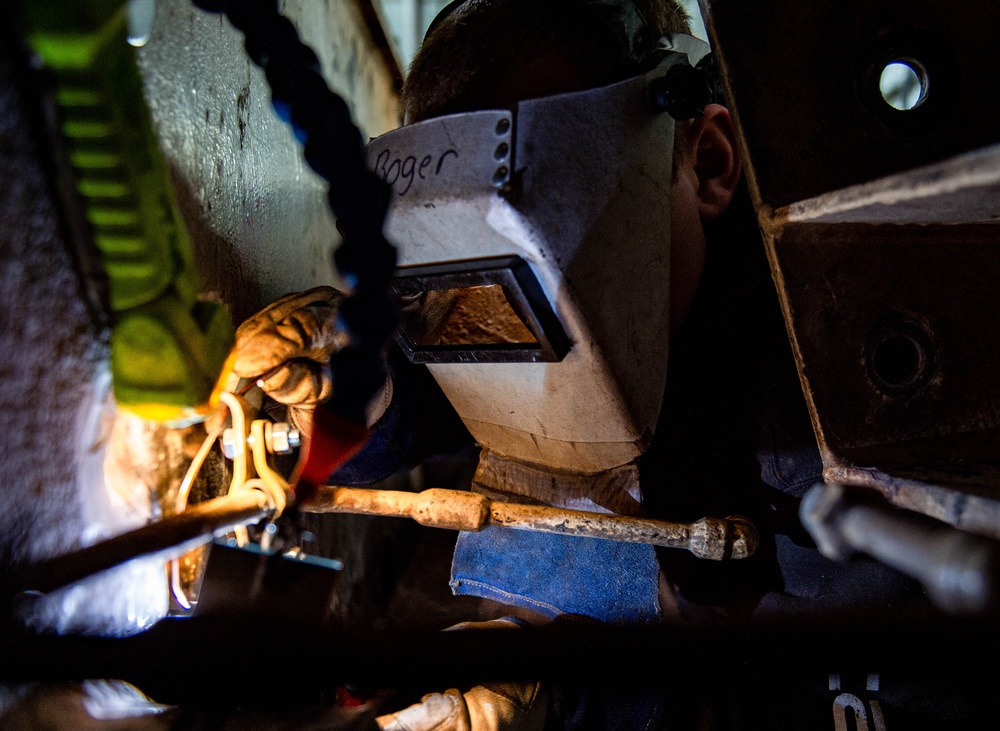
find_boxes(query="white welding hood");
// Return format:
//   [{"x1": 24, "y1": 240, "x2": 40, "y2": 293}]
[{"x1": 366, "y1": 40, "x2": 709, "y2": 474}]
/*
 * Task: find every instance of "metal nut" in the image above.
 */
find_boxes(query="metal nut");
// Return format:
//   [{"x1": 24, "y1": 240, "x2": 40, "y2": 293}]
[
  {"x1": 221, "y1": 428, "x2": 239, "y2": 459},
  {"x1": 267, "y1": 422, "x2": 301, "y2": 455}
]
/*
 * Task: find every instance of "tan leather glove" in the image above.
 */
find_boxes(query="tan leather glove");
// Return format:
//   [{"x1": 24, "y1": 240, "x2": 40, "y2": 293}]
[
  {"x1": 231, "y1": 286, "x2": 394, "y2": 437},
  {"x1": 375, "y1": 682, "x2": 548, "y2": 731},
  {"x1": 233, "y1": 286, "x2": 347, "y2": 407},
  {"x1": 375, "y1": 619, "x2": 548, "y2": 731}
]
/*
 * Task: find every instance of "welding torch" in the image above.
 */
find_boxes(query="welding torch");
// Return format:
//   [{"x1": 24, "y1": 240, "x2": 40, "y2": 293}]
[{"x1": 6, "y1": 477, "x2": 756, "y2": 601}]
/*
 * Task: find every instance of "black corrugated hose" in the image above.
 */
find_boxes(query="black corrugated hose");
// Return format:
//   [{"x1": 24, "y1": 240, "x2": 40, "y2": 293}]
[{"x1": 193, "y1": 0, "x2": 399, "y2": 429}]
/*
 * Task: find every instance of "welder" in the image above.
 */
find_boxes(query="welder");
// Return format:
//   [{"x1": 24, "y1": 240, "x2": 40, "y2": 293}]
[{"x1": 233, "y1": 1, "x2": 974, "y2": 728}]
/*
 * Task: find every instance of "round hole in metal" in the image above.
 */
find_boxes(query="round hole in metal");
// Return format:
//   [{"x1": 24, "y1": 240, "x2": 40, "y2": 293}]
[
  {"x1": 872, "y1": 333, "x2": 924, "y2": 387},
  {"x1": 879, "y1": 59, "x2": 929, "y2": 111}
]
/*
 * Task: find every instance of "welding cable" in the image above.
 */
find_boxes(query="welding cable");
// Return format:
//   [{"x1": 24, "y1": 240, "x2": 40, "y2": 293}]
[
  {"x1": 218, "y1": 392, "x2": 249, "y2": 498},
  {"x1": 218, "y1": 391, "x2": 252, "y2": 547},
  {"x1": 169, "y1": 394, "x2": 291, "y2": 608},
  {"x1": 219, "y1": 398, "x2": 288, "y2": 540},
  {"x1": 170, "y1": 391, "x2": 248, "y2": 608},
  {"x1": 168, "y1": 382, "x2": 298, "y2": 601},
  {"x1": 190, "y1": 0, "x2": 400, "y2": 489},
  {"x1": 169, "y1": 413, "x2": 224, "y2": 609},
  {"x1": 174, "y1": 412, "x2": 226, "y2": 517}
]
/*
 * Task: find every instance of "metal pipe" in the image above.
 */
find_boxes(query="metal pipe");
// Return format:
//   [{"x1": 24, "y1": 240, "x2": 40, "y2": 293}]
[
  {"x1": 1, "y1": 611, "x2": 992, "y2": 706},
  {"x1": 801, "y1": 482, "x2": 1000, "y2": 614},
  {"x1": 306, "y1": 486, "x2": 758, "y2": 560},
  {"x1": 488, "y1": 502, "x2": 756, "y2": 559}
]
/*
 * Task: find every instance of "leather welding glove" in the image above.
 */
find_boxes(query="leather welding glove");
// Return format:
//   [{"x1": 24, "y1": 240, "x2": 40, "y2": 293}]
[
  {"x1": 375, "y1": 618, "x2": 548, "y2": 731},
  {"x1": 375, "y1": 682, "x2": 548, "y2": 731},
  {"x1": 232, "y1": 286, "x2": 347, "y2": 434}
]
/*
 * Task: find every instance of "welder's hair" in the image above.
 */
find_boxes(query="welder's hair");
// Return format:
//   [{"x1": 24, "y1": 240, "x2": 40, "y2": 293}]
[{"x1": 401, "y1": 0, "x2": 693, "y2": 123}]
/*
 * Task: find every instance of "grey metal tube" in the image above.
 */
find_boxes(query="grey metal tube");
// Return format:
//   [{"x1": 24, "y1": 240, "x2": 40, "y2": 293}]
[{"x1": 801, "y1": 482, "x2": 1000, "y2": 614}]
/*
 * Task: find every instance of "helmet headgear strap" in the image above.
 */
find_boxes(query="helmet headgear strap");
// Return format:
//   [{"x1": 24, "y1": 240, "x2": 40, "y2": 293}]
[{"x1": 424, "y1": 0, "x2": 659, "y2": 68}]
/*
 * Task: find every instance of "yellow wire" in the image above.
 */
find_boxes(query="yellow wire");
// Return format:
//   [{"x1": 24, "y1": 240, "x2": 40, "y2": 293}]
[
  {"x1": 169, "y1": 406, "x2": 226, "y2": 610},
  {"x1": 168, "y1": 393, "x2": 293, "y2": 609},
  {"x1": 219, "y1": 391, "x2": 248, "y2": 496},
  {"x1": 170, "y1": 391, "x2": 251, "y2": 608},
  {"x1": 175, "y1": 413, "x2": 225, "y2": 515},
  {"x1": 249, "y1": 419, "x2": 289, "y2": 516},
  {"x1": 219, "y1": 391, "x2": 250, "y2": 547}
]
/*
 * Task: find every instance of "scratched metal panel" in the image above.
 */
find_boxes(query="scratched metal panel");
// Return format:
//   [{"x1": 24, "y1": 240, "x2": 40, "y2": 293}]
[
  {"x1": 769, "y1": 215, "x2": 1000, "y2": 526},
  {"x1": 701, "y1": 0, "x2": 1000, "y2": 212},
  {"x1": 135, "y1": 0, "x2": 402, "y2": 324}
]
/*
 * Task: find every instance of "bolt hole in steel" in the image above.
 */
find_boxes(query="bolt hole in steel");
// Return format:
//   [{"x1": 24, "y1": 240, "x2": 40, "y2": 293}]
[
  {"x1": 866, "y1": 318, "x2": 935, "y2": 397},
  {"x1": 495, "y1": 118, "x2": 511, "y2": 135},
  {"x1": 879, "y1": 58, "x2": 929, "y2": 111},
  {"x1": 873, "y1": 334, "x2": 922, "y2": 386},
  {"x1": 494, "y1": 142, "x2": 509, "y2": 161}
]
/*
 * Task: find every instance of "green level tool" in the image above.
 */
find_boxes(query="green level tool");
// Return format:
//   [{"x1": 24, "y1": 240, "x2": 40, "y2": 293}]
[{"x1": 17, "y1": 0, "x2": 235, "y2": 425}]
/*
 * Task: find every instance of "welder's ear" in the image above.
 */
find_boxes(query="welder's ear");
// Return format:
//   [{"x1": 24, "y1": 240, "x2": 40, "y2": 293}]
[{"x1": 686, "y1": 103, "x2": 742, "y2": 221}]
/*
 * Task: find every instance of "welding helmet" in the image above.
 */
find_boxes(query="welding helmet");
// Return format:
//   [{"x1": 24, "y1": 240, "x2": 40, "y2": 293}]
[{"x1": 366, "y1": 28, "x2": 713, "y2": 476}]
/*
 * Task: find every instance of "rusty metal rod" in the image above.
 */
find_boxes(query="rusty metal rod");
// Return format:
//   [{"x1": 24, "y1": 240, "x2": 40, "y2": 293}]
[
  {"x1": 306, "y1": 486, "x2": 758, "y2": 560},
  {"x1": 9, "y1": 492, "x2": 271, "y2": 596}
]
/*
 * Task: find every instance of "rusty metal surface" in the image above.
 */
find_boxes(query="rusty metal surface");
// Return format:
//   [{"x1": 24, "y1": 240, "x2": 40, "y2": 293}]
[
  {"x1": 823, "y1": 460, "x2": 1000, "y2": 541},
  {"x1": 701, "y1": 0, "x2": 1000, "y2": 526},
  {"x1": 769, "y1": 214, "x2": 1000, "y2": 512},
  {"x1": 771, "y1": 222, "x2": 1000, "y2": 455}
]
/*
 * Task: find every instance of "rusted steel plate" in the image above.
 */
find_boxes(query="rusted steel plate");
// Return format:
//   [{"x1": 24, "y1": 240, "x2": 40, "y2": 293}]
[
  {"x1": 764, "y1": 219, "x2": 1000, "y2": 517},
  {"x1": 702, "y1": 0, "x2": 1000, "y2": 523},
  {"x1": 771, "y1": 222, "x2": 1000, "y2": 455},
  {"x1": 701, "y1": 0, "x2": 1000, "y2": 211}
]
